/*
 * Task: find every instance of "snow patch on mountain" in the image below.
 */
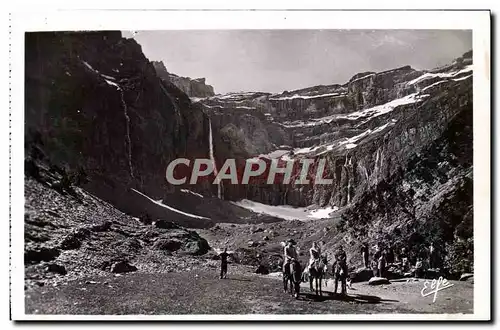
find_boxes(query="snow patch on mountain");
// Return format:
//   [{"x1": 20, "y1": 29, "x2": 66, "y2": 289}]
[
  {"x1": 281, "y1": 93, "x2": 425, "y2": 128},
  {"x1": 232, "y1": 199, "x2": 337, "y2": 221},
  {"x1": 269, "y1": 92, "x2": 346, "y2": 101},
  {"x1": 131, "y1": 188, "x2": 210, "y2": 220},
  {"x1": 180, "y1": 189, "x2": 204, "y2": 198},
  {"x1": 407, "y1": 65, "x2": 473, "y2": 85}
]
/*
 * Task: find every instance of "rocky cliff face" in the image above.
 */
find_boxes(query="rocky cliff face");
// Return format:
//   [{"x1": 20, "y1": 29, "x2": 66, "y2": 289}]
[
  {"x1": 25, "y1": 31, "x2": 214, "y2": 227},
  {"x1": 195, "y1": 51, "x2": 473, "y2": 274},
  {"x1": 152, "y1": 60, "x2": 215, "y2": 97},
  {"x1": 196, "y1": 52, "x2": 472, "y2": 203}
]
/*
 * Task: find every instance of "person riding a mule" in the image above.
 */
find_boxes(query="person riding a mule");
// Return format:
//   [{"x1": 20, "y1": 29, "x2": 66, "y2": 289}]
[
  {"x1": 283, "y1": 239, "x2": 301, "y2": 298},
  {"x1": 307, "y1": 242, "x2": 328, "y2": 296},
  {"x1": 283, "y1": 239, "x2": 298, "y2": 274},
  {"x1": 307, "y1": 242, "x2": 322, "y2": 272},
  {"x1": 332, "y1": 245, "x2": 348, "y2": 295}
]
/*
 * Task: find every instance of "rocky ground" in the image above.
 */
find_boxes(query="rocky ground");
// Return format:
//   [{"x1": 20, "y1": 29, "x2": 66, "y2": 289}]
[
  {"x1": 24, "y1": 169, "x2": 215, "y2": 290},
  {"x1": 25, "y1": 267, "x2": 473, "y2": 315},
  {"x1": 24, "y1": 170, "x2": 474, "y2": 315}
]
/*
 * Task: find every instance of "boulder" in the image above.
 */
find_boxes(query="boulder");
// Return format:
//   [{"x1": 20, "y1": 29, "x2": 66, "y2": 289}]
[
  {"x1": 255, "y1": 265, "x2": 270, "y2": 275},
  {"x1": 368, "y1": 277, "x2": 390, "y2": 285},
  {"x1": 350, "y1": 268, "x2": 373, "y2": 283},
  {"x1": 111, "y1": 261, "x2": 137, "y2": 273},
  {"x1": 153, "y1": 238, "x2": 183, "y2": 252},
  {"x1": 459, "y1": 273, "x2": 474, "y2": 281},
  {"x1": 59, "y1": 228, "x2": 90, "y2": 250},
  {"x1": 263, "y1": 235, "x2": 270, "y2": 241},
  {"x1": 90, "y1": 221, "x2": 112, "y2": 232},
  {"x1": 59, "y1": 235, "x2": 82, "y2": 250},
  {"x1": 154, "y1": 219, "x2": 179, "y2": 230},
  {"x1": 46, "y1": 263, "x2": 67, "y2": 275},
  {"x1": 425, "y1": 268, "x2": 442, "y2": 279},
  {"x1": 183, "y1": 239, "x2": 211, "y2": 256},
  {"x1": 248, "y1": 241, "x2": 258, "y2": 247},
  {"x1": 139, "y1": 214, "x2": 153, "y2": 225},
  {"x1": 24, "y1": 247, "x2": 61, "y2": 264},
  {"x1": 385, "y1": 267, "x2": 405, "y2": 280}
]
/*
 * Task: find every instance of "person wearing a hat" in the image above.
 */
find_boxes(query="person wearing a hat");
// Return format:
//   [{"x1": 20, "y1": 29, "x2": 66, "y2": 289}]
[
  {"x1": 283, "y1": 239, "x2": 298, "y2": 275},
  {"x1": 307, "y1": 242, "x2": 322, "y2": 272},
  {"x1": 335, "y1": 245, "x2": 347, "y2": 263}
]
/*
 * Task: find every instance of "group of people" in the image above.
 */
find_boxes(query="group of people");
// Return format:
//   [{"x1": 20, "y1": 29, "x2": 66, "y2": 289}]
[
  {"x1": 360, "y1": 242, "x2": 439, "y2": 278},
  {"x1": 216, "y1": 239, "x2": 439, "y2": 285},
  {"x1": 283, "y1": 240, "x2": 349, "y2": 291}
]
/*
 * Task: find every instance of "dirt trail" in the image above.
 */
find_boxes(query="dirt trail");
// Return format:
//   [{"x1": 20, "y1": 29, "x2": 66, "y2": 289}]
[{"x1": 25, "y1": 268, "x2": 473, "y2": 315}]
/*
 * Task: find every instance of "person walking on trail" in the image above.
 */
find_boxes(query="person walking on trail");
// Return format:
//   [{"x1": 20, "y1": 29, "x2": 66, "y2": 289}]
[
  {"x1": 283, "y1": 239, "x2": 298, "y2": 275},
  {"x1": 361, "y1": 242, "x2": 369, "y2": 268},
  {"x1": 219, "y1": 247, "x2": 230, "y2": 279}
]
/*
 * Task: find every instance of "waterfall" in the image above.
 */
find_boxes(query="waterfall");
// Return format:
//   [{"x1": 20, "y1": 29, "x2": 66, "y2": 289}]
[
  {"x1": 208, "y1": 118, "x2": 222, "y2": 199},
  {"x1": 347, "y1": 157, "x2": 352, "y2": 204},
  {"x1": 344, "y1": 155, "x2": 351, "y2": 205},
  {"x1": 373, "y1": 148, "x2": 380, "y2": 183},
  {"x1": 117, "y1": 86, "x2": 134, "y2": 179},
  {"x1": 91, "y1": 62, "x2": 134, "y2": 178}
]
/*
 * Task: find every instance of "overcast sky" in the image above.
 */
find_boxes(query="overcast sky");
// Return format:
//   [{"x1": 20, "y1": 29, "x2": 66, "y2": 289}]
[{"x1": 124, "y1": 30, "x2": 471, "y2": 94}]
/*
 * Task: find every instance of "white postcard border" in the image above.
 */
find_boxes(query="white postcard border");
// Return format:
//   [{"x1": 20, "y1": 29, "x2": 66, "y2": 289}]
[{"x1": 10, "y1": 9, "x2": 491, "y2": 321}]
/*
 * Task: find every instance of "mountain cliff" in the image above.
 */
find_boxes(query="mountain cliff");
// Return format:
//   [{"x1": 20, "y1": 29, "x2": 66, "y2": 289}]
[
  {"x1": 152, "y1": 60, "x2": 215, "y2": 97},
  {"x1": 193, "y1": 51, "x2": 473, "y2": 274},
  {"x1": 25, "y1": 31, "x2": 219, "y2": 227}
]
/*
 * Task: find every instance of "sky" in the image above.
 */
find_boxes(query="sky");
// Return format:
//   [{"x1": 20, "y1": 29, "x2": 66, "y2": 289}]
[{"x1": 123, "y1": 30, "x2": 472, "y2": 94}]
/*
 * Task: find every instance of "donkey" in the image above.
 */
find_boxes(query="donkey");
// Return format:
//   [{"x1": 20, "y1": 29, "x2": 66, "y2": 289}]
[
  {"x1": 283, "y1": 259, "x2": 302, "y2": 299},
  {"x1": 333, "y1": 258, "x2": 348, "y2": 295},
  {"x1": 309, "y1": 255, "x2": 328, "y2": 296}
]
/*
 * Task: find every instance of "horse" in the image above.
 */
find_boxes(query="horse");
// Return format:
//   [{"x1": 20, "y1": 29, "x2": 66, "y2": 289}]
[
  {"x1": 308, "y1": 255, "x2": 328, "y2": 296},
  {"x1": 333, "y1": 258, "x2": 348, "y2": 295},
  {"x1": 283, "y1": 259, "x2": 302, "y2": 299}
]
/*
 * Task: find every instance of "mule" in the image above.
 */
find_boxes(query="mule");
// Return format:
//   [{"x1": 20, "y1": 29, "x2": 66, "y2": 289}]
[
  {"x1": 333, "y1": 258, "x2": 348, "y2": 295},
  {"x1": 308, "y1": 255, "x2": 328, "y2": 296},
  {"x1": 283, "y1": 260, "x2": 302, "y2": 299}
]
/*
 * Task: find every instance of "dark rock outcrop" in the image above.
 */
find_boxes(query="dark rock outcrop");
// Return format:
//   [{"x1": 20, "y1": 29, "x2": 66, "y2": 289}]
[
  {"x1": 255, "y1": 265, "x2": 270, "y2": 275},
  {"x1": 46, "y1": 263, "x2": 67, "y2": 275},
  {"x1": 25, "y1": 247, "x2": 61, "y2": 265},
  {"x1": 350, "y1": 268, "x2": 373, "y2": 283},
  {"x1": 459, "y1": 273, "x2": 474, "y2": 281},
  {"x1": 111, "y1": 261, "x2": 138, "y2": 273},
  {"x1": 152, "y1": 60, "x2": 215, "y2": 97},
  {"x1": 25, "y1": 31, "x2": 215, "y2": 228}
]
